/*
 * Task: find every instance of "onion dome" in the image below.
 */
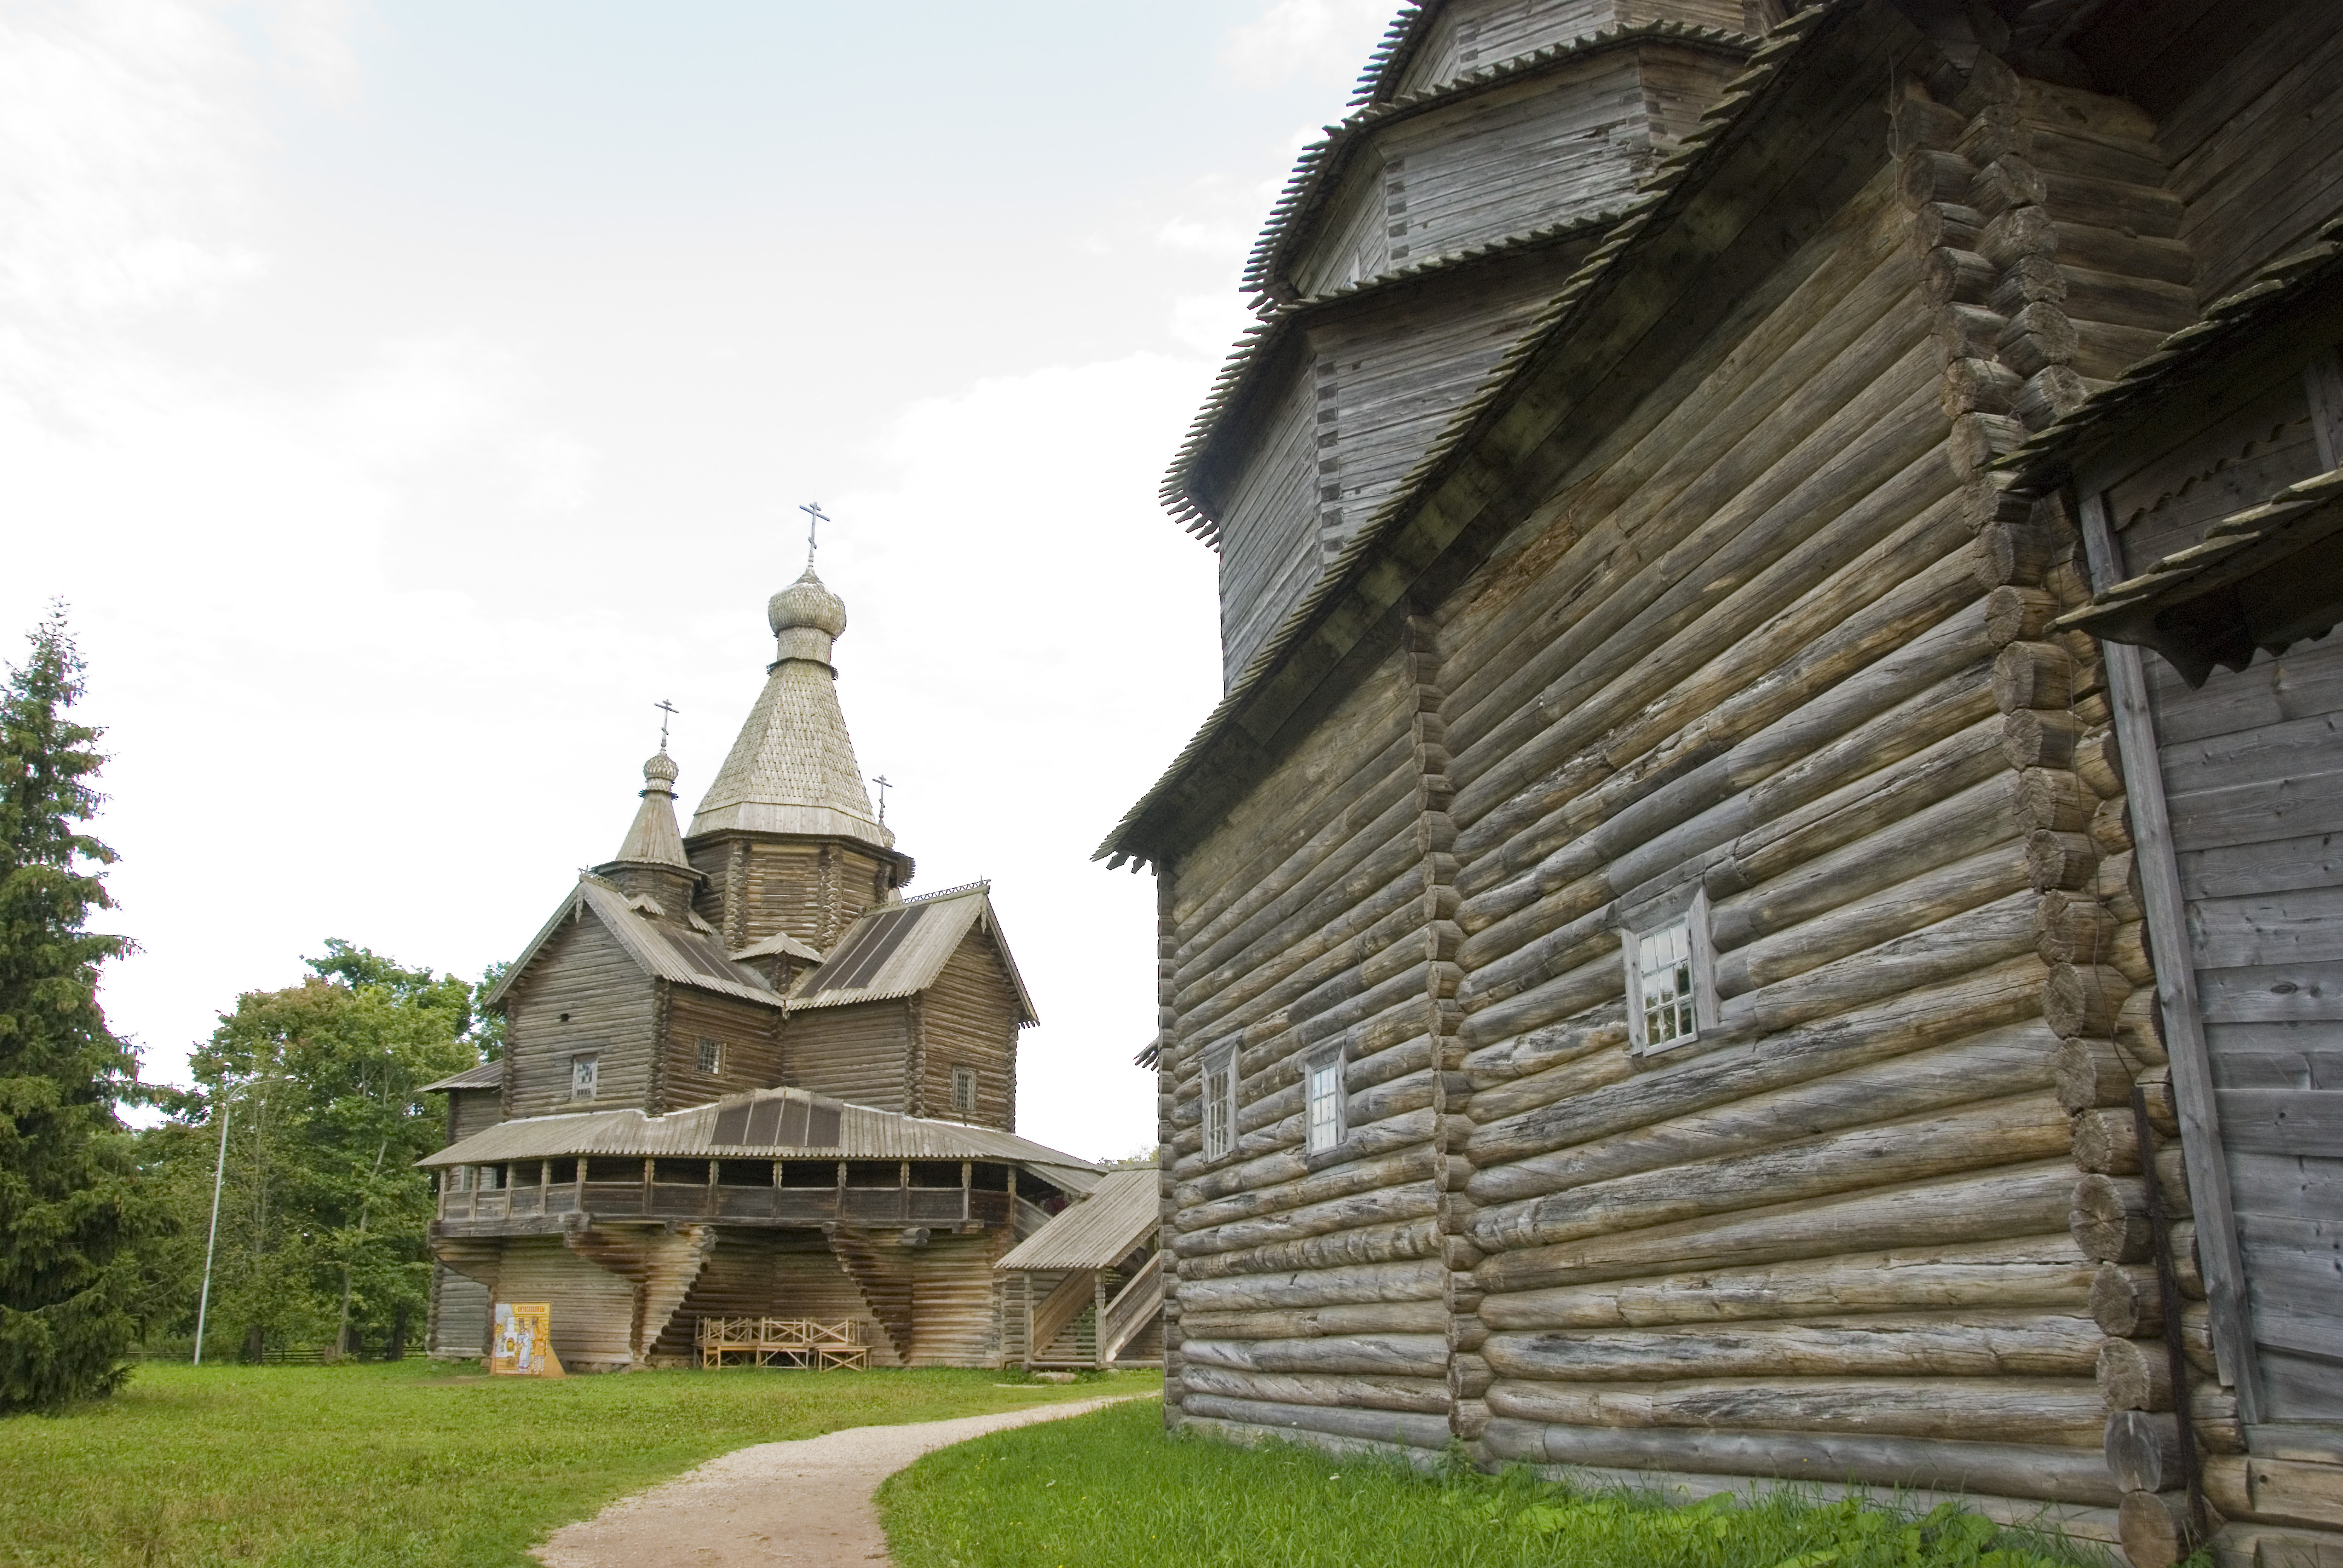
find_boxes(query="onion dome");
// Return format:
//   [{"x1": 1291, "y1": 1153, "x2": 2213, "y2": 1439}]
[{"x1": 769, "y1": 566, "x2": 848, "y2": 664}]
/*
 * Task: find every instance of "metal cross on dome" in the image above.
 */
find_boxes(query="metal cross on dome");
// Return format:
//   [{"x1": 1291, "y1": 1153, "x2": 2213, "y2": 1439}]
[
  {"x1": 871, "y1": 774, "x2": 892, "y2": 825},
  {"x1": 654, "y1": 699, "x2": 680, "y2": 751},
  {"x1": 798, "y1": 501, "x2": 830, "y2": 567}
]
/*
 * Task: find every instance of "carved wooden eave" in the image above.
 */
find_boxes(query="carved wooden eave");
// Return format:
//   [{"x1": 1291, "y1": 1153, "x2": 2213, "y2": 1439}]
[
  {"x1": 1239, "y1": 20, "x2": 1761, "y2": 303},
  {"x1": 1161, "y1": 211, "x2": 1634, "y2": 544},
  {"x1": 1103, "y1": 0, "x2": 1928, "y2": 872}
]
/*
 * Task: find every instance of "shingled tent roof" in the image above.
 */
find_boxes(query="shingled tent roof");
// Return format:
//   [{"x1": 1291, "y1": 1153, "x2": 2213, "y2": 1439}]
[{"x1": 787, "y1": 881, "x2": 1038, "y2": 1024}]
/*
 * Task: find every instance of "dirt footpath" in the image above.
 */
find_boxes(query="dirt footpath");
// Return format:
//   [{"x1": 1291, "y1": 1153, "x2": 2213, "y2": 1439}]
[{"x1": 535, "y1": 1393, "x2": 1145, "y2": 1568}]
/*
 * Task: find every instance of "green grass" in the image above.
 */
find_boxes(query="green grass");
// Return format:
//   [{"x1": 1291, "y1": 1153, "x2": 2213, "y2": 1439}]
[
  {"x1": 879, "y1": 1399, "x2": 2117, "y2": 1568},
  {"x1": 0, "y1": 1357, "x2": 1157, "y2": 1567}
]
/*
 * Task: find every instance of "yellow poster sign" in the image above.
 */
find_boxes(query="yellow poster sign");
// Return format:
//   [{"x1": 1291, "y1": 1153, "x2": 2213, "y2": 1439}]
[{"x1": 490, "y1": 1302, "x2": 565, "y2": 1377}]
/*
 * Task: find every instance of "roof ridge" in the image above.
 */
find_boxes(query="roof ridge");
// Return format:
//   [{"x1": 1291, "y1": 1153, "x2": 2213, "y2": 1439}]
[{"x1": 903, "y1": 878, "x2": 989, "y2": 905}]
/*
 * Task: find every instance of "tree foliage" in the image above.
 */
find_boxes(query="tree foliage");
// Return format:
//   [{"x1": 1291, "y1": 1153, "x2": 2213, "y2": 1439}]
[
  {"x1": 0, "y1": 607, "x2": 150, "y2": 1413},
  {"x1": 157, "y1": 944, "x2": 485, "y2": 1361}
]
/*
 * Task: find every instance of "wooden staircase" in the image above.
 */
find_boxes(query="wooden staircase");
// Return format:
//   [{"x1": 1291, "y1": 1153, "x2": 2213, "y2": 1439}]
[
  {"x1": 825, "y1": 1228, "x2": 913, "y2": 1364},
  {"x1": 565, "y1": 1223, "x2": 716, "y2": 1367}
]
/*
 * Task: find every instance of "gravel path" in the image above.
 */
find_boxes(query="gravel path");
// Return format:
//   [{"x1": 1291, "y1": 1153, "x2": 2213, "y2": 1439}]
[{"x1": 534, "y1": 1392, "x2": 1146, "y2": 1568}]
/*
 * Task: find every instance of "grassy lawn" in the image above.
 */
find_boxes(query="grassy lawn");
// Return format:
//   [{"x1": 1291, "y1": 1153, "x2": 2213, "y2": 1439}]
[
  {"x1": 0, "y1": 1357, "x2": 1155, "y2": 1567},
  {"x1": 880, "y1": 1399, "x2": 2115, "y2": 1568}
]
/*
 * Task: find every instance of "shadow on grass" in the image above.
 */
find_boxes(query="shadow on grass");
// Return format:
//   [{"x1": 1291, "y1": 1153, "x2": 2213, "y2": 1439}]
[{"x1": 880, "y1": 1399, "x2": 2130, "y2": 1568}]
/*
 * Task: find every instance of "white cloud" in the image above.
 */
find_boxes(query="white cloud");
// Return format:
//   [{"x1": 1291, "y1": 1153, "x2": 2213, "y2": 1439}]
[{"x1": 1220, "y1": 0, "x2": 1398, "y2": 89}]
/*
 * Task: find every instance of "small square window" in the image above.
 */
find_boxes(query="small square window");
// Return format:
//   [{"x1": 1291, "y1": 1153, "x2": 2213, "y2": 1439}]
[
  {"x1": 1621, "y1": 892, "x2": 1716, "y2": 1057},
  {"x1": 696, "y1": 1036, "x2": 722, "y2": 1075},
  {"x1": 1201, "y1": 1050, "x2": 1237, "y2": 1161},
  {"x1": 952, "y1": 1066, "x2": 977, "y2": 1117},
  {"x1": 1306, "y1": 1054, "x2": 1345, "y2": 1155},
  {"x1": 571, "y1": 1053, "x2": 599, "y2": 1101}
]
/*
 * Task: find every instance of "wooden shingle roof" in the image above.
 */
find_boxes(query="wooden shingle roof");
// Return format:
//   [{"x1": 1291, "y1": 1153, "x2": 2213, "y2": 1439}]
[
  {"x1": 787, "y1": 881, "x2": 1038, "y2": 1025},
  {"x1": 419, "y1": 1061, "x2": 503, "y2": 1093},
  {"x1": 997, "y1": 1167, "x2": 1160, "y2": 1272},
  {"x1": 417, "y1": 1083, "x2": 1098, "y2": 1191}
]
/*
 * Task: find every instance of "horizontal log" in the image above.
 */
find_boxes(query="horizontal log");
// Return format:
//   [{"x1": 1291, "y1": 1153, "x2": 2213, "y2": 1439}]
[
  {"x1": 2072, "y1": 1106, "x2": 2138, "y2": 1174},
  {"x1": 1179, "y1": 1364, "x2": 1450, "y2": 1415},
  {"x1": 2071, "y1": 1173, "x2": 2151, "y2": 1263},
  {"x1": 1487, "y1": 1420, "x2": 2123, "y2": 1507},
  {"x1": 1180, "y1": 1216, "x2": 1440, "y2": 1282},
  {"x1": 1464, "y1": 957, "x2": 2048, "y2": 1181},
  {"x1": 2089, "y1": 1264, "x2": 2161, "y2": 1338},
  {"x1": 2002, "y1": 707, "x2": 2080, "y2": 768},
  {"x1": 2105, "y1": 1407, "x2": 2183, "y2": 1494},
  {"x1": 2089, "y1": 793, "x2": 2132, "y2": 854},
  {"x1": 1941, "y1": 351, "x2": 2021, "y2": 413},
  {"x1": 1461, "y1": 1010, "x2": 1625, "y2": 1089},
  {"x1": 2028, "y1": 829, "x2": 2097, "y2": 891},
  {"x1": 1995, "y1": 640, "x2": 2075, "y2": 711},
  {"x1": 1171, "y1": 1258, "x2": 1447, "y2": 1315},
  {"x1": 1479, "y1": 1233, "x2": 2097, "y2": 1330},
  {"x1": 2016, "y1": 768, "x2": 2092, "y2": 832},
  {"x1": 2117, "y1": 1489, "x2": 2199, "y2": 1568},
  {"x1": 2046, "y1": 964, "x2": 2130, "y2": 1037},
  {"x1": 2054, "y1": 1037, "x2": 2132, "y2": 1112},
  {"x1": 1472, "y1": 1161, "x2": 2079, "y2": 1296},
  {"x1": 1463, "y1": 1040, "x2": 1634, "y2": 1126},
  {"x1": 1484, "y1": 1310, "x2": 2101, "y2": 1381},
  {"x1": 2097, "y1": 1334, "x2": 2171, "y2": 1411},
  {"x1": 1470, "y1": 1024, "x2": 2054, "y2": 1210},
  {"x1": 1716, "y1": 891, "x2": 2038, "y2": 1037},
  {"x1": 1712, "y1": 843, "x2": 2031, "y2": 1000},
  {"x1": 2074, "y1": 728, "x2": 2123, "y2": 798},
  {"x1": 2012, "y1": 366, "x2": 2097, "y2": 428},
  {"x1": 1486, "y1": 1374, "x2": 2105, "y2": 1445},
  {"x1": 1174, "y1": 1145, "x2": 1438, "y2": 1236},
  {"x1": 1176, "y1": 1393, "x2": 1452, "y2": 1451},
  {"x1": 2036, "y1": 889, "x2": 2117, "y2": 966},
  {"x1": 1468, "y1": 1092, "x2": 2071, "y2": 1255},
  {"x1": 1178, "y1": 1299, "x2": 1450, "y2": 1342}
]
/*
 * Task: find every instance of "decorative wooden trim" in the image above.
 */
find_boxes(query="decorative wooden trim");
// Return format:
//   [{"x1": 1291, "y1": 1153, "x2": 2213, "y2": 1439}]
[{"x1": 2077, "y1": 489, "x2": 2263, "y2": 1423}]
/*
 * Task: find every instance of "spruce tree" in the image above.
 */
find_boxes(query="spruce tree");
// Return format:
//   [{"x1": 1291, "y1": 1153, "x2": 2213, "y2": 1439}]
[{"x1": 0, "y1": 606, "x2": 146, "y2": 1411}]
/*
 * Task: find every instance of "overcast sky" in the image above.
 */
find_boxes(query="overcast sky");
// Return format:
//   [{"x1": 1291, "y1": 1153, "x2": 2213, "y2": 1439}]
[{"x1": 1, "y1": 0, "x2": 1400, "y2": 1161}]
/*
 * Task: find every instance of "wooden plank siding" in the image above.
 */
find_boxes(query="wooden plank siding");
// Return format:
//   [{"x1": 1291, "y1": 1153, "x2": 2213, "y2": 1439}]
[
  {"x1": 502, "y1": 913, "x2": 658, "y2": 1119},
  {"x1": 1391, "y1": 0, "x2": 1749, "y2": 101},
  {"x1": 660, "y1": 986, "x2": 785, "y2": 1114},
  {"x1": 494, "y1": 1237, "x2": 637, "y2": 1372},
  {"x1": 1209, "y1": 358, "x2": 1324, "y2": 687},
  {"x1": 916, "y1": 927, "x2": 1021, "y2": 1131}
]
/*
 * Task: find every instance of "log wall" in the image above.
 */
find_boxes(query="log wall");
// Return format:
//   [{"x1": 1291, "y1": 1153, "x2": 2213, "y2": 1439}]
[
  {"x1": 914, "y1": 928, "x2": 1021, "y2": 1131},
  {"x1": 503, "y1": 913, "x2": 658, "y2": 1119},
  {"x1": 785, "y1": 999, "x2": 912, "y2": 1114},
  {"x1": 686, "y1": 835, "x2": 895, "y2": 952},
  {"x1": 1156, "y1": 50, "x2": 2272, "y2": 1549},
  {"x1": 494, "y1": 1236, "x2": 637, "y2": 1372},
  {"x1": 660, "y1": 987, "x2": 785, "y2": 1115}
]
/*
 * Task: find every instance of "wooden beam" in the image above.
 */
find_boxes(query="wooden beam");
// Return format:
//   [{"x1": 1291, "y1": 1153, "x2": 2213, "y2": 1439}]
[{"x1": 2077, "y1": 489, "x2": 2262, "y2": 1423}]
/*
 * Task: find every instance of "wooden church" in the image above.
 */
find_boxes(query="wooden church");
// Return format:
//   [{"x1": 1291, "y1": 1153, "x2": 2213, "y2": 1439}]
[
  {"x1": 1106, "y1": 2, "x2": 2343, "y2": 1564},
  {"x1": 421, "y1": 559, "x2": 1103, "y2": 1371}
]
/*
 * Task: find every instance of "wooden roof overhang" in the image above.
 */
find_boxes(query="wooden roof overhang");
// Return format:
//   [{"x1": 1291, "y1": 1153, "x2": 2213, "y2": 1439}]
[
  {"x1": 417, "y1": 1083, "x2": 1098, "y2": 1190},
  {"x1": 997, "y1": 1167, "x2": 1161, "y2": 1272},
  {"x1": 2001, "y1": 216, "x2": 2343, "y2": 684},
  {"x1": 1165, "y1": 213, "x2": 1631, "y2": 544},
  {"x1": 2054, "y1": 469, "x2": 2343, "y2": 687},
  {"x1": 482, "y1": 875, "x2": 785, "y2": 1012},
  {"x1": 1101, "y1": 0, "x2": 1935, "y2": 871},
  {"x1": 419, "y1": 1062, "x2": 504, "y2": 1093},
  {"x1": 785, "y1": 881, "x2": 1039, "y2": 1025},
  {"x1": 1239, "y1": 20, "x2": 1761, "y2": 304}
]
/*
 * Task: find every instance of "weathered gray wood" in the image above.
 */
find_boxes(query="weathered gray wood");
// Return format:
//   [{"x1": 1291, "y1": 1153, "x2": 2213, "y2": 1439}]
[
  {"x1": 1493, "y1": 1419, "x2": 2124, "y2": 1506},
  {"x1": 2080, "y1": 491, "x2": 2263, "y2": 1420},
  {"x1": 1487, "y1": 1373, "x2": 2106, "y2": 1443},
  {"x1": 1486, "y1": 1310, "x2": 2100, "y2": 1380}
]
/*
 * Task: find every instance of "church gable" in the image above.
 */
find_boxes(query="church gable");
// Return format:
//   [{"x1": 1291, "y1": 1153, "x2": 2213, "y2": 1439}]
[
  {"x1": 915, "y1": 923, "x2": 1024, "y2": 1130},
  {"x1": 500, "y1": 907, "x2": 660, "y2": 1119}
]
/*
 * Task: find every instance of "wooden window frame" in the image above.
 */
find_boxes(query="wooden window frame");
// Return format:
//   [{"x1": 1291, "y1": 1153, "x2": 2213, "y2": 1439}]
[
  {"x1": 951, "y1": 1065, "x2": 978, "y2": 1118},
  {"x1": 696, "y1": 1036, "x2": 723, "y2": 1076},
  {"x1": 1201, "y1": 1047, "x2": 1237, "y2": 1162},
  {"x1": 570, "y1": 1052, "x2": 599, "y2": 1102},
  {"x1": 1305, "y1": 1050, "x2": 1346, "y2": 1155},
  {"x1": 1620, "y1": 889, "x2": 1717, "y2": 1058}
]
